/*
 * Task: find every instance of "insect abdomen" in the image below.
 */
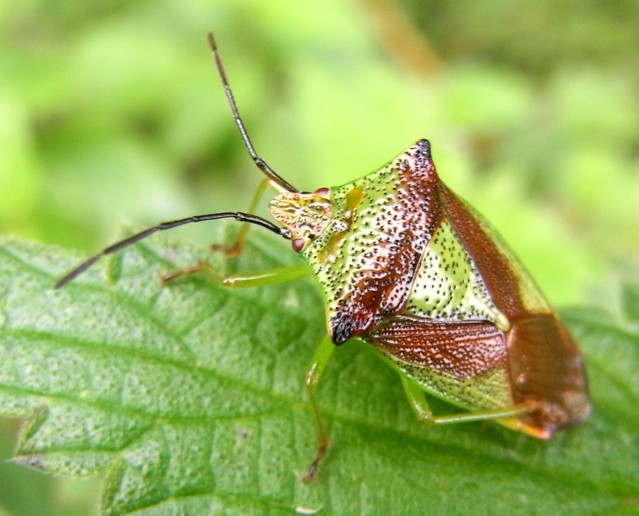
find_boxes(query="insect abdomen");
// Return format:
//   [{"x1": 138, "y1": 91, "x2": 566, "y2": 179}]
[{"x1": 506, "y1": 313, "x2": 591, "y2": 437}]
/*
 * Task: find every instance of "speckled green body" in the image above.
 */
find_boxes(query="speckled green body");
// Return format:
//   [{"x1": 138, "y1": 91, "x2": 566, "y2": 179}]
[
  {"x1": 55, "y1": 37, "x2": 592, "y2": 476},
  {"x1": 271, "y1": 139, "x2": 590, "y2": 438}
]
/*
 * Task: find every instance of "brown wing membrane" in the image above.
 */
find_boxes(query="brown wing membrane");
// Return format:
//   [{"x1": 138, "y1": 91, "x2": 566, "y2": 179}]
[
  {"x1": 439, "y1": 184, "x2": 527, "y2": 318},
  {"x1": 369, "y1": 317, "x2": 508, "y2": 380},
  {"x1": 507, "y1": 314, "x2": 591, "y2": 432}
]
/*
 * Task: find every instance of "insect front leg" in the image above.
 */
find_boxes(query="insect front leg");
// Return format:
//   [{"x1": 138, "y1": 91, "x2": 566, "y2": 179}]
[
  {"x1": 160, "y1": 261, "x2": 216, "y2": 283},
  {"x1": 212, "y1": 178, "x2": 271, "y2": 257},
  {"x1": 303, "y1": 336, "x2": 335, "y2": 482},
  {"x1": 161, "y1": 179, "x2": 276, "y2": 281}
]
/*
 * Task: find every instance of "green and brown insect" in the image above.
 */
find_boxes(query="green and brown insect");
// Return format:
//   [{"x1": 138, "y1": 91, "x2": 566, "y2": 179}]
[{"x1": 56, "y1": 34, "x2": 591, "y2": 480}]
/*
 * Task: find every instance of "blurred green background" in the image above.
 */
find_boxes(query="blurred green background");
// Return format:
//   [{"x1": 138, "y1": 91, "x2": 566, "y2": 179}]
[{"x1": 1, "y1": 0, "x2": 638, "y2": 513}]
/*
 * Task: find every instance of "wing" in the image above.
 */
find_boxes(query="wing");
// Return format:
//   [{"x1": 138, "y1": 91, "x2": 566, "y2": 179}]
[
  {"x1": 439, "y1": 183, "x2": 549, "y2": 318},
  {"x1": 438, "y1": 183, "x2": 590, "y2": 432},
  {"x1": 507, "y1": 314, "x2": 591, "y2": 433},
  {"x1": 368, "y1": 316, "x2": 513, "y2": 411}
]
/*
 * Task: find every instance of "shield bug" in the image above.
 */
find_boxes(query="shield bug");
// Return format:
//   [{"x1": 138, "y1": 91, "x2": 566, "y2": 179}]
[{"x1": 56, "y1": 33, "x2": 591, "y2": 480}]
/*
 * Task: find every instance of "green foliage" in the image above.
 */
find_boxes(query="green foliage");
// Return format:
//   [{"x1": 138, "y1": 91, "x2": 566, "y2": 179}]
[
  {"x1": 2, "y1": 0, "x2": 639, "y2": 513},
  {"x1": 2, "y1": 0, "x2": 639, "y2": 306},
  {"x1": 402, "y1": 0, "x2": 639, "y2": 75},
  {"x1": 1, "y1": 235, "x2": 637, "y2": 515}
]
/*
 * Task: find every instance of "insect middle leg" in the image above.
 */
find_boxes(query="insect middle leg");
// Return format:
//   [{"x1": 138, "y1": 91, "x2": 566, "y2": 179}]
[
  {"x1": 163, "y1": 260, "x2": 333, "y2": 480},
  {"x1": 161, "y1": 262, "x2": 310, "y2": 287},
  {"x1": 303, "y1": 336, "x2": 335, "y2": 482}
]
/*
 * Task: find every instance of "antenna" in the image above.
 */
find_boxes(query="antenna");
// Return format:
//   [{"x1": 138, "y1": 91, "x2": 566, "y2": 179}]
[
  {"x1": 207, "y1": 33, "x2": 298, "y2": 193},
  {"x1": 55, "y1": 33, "x2": 299, "y2": 288},
  {"x1": 54, "y1": 212, "x2": 290, "y2": 289}
]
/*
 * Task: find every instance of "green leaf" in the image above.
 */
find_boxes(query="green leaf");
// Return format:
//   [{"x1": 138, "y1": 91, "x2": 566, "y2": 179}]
[{"x1": 0, "y1": 235, "x2": 637, "y2": 514}]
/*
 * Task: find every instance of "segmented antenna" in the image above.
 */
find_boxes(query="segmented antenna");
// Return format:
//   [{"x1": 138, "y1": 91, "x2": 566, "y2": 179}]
[
  {"x1": 55, "y1": 33, "x2": 298, "y2": 288},
  {"x1": 54, "y1": 212, "x2": 290, "y2": 288},
  {"x1": 207, "y1": 33, "x2": 298, "y2": 193}
]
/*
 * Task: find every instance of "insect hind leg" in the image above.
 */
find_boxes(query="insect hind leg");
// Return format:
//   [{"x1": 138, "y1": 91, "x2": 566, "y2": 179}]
[{"x1": 400, "y1": 376, "x2": 531, "y2": 426}]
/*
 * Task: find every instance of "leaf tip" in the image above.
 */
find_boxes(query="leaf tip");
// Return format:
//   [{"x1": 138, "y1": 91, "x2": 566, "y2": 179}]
[{"x1": 12, "y1": 454, "x2": 48, "y2": 471}]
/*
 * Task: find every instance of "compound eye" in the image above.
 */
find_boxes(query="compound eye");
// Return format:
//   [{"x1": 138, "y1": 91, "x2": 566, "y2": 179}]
[
  {"x1": 314, "y1": 187, "x2": 330, "y2": 198},
  {"x1": 292, "y1": 238, "x2": 306, "y2": 253}
]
